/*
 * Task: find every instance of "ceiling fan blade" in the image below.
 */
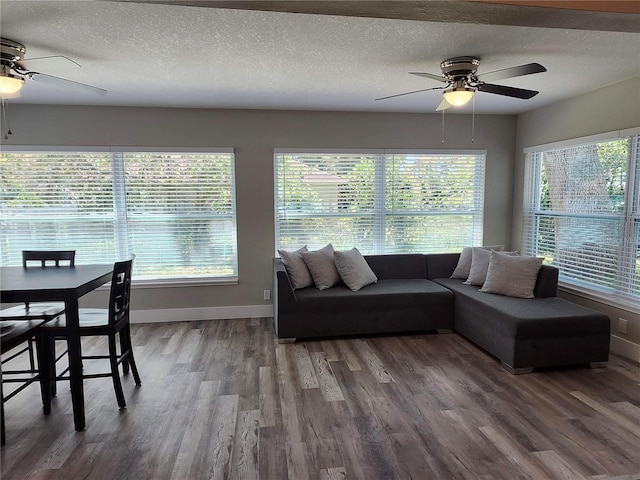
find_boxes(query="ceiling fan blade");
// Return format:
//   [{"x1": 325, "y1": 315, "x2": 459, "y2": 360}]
[
  {"x1": 476, "y1": 63, "x2": 546, "y2": 83},
  {"x1": 477, "y1": 83, "x2": 539, "y2": 99},
  {"x1": 409, "y1": 72, "x2": 447, "y2": 82},
  {"x1": 21, "y1": 55, "x2": 81, "y2": 71},
  {"x1": 375, "y1": 86, "x2": 445, "y2": 101},
  {"x1": 435, "y1": 97, "x2": 451, "y2": 111},
  {"x1": 28, "y1": 72, "x2": 107, "y2": 96}
]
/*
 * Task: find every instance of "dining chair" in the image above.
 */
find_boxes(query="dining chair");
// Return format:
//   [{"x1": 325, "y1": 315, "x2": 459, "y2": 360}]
[
  {"x1": 0, "y1": 250, "x2": 76, "y2": 369},
  {"x1": 1, "y1": 319, "x2": 50, "y2": 446},
  {"x1": 41, "y1": 258, "x2": 141, "y2": 409}
]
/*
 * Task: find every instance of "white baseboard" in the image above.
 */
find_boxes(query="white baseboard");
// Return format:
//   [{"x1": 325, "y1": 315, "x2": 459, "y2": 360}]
[
  {"x1": 130, "y1": 304, "x2": 274, "y2": 324},
  {"x1": 610, "y1": 335, "x2": 640, "y2": 364}
]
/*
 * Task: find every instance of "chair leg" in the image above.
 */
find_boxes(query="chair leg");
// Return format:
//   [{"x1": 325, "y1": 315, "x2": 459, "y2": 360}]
[
  {"x1": 47, "y1": 336, "x2": 58, "y2": 397},
  {"x1": 124, "y1": 326, "x2": 141, "y2": 386},
  {"x1": 1, "y1": 366, "x2": 5, "y2": 446},
  {"x1": 119, "y1": 330, "x2": 130, "y2": 375},
  {"x1": 108, "y1": 334, "x2": 126, "y2": 409},
  {"x1": 28, "y1": 338, "x2": 36, "y2": 371}
]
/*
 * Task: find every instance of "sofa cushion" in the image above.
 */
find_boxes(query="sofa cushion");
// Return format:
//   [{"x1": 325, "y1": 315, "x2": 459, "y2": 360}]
[
  {"x1": 295, "y1": 278, "x2": 452, "y2": 311},
  {"x1": 363, "y1": 254, "x2": 427, "y2": 280},
  {"x1": 278, "y1": 246, "x2": 313, "y2": 289},
  {"x1": 334, "y1": 247, "x2": 378, "y2": 291},
  {"x1": 451, "y1": 245, "x2": 503, "y2": 279},
  {"x1": 301, "y1": 244, "x2": 341, "y2": 290},
  {"x1": 465, "y1": 248, "x2": 517, "y2": 286},
  {"x1": 481, "y1": 251, "x2": 543, "y2": 298},
  {"x1": 434, "y1": 278, "x2": 610, "y2": 339}
]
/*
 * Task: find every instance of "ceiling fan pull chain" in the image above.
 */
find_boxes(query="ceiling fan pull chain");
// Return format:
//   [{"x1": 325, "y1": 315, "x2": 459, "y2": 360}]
[
  {"x1": 441, "y1": 108, "x2": 445, "y2": 144},
  {"x1": 1, "y1": 97, "x2": 12, "y2": 140},
  {"x1": 471, "y1": 94, "x2": 475, "y2": 143}
]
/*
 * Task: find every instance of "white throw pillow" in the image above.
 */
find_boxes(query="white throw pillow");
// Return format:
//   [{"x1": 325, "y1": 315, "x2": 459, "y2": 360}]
[
  {"x1": 278, "y1": 246, "x2": 313, "y2": 289},
  {"x1": 334, "y1": 247, "x2": 377, "y2": 291},
  {"x1": 451, "y1": 245, "x2": 504, "y2": 279},
  {"x1": 481, "y1": 251, "x2": 543, "y2": 298},
  {"x1": 465, "y1": 247, "x2": 517, "y2": 286},
  {"x1": 301, "y1": 244, "x2": 341, "y2": 290}
]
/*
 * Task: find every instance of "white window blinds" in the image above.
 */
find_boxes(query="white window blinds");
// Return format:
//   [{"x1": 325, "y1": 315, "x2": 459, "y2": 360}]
[
  {"x1": 274, "y1": 150, "x2": 485, "y2": 254},
  {"x1": 522, "y1": 133, "x2": 640, "y2": 304},
  {"x1": 275, "y1": 152, "x2": 381, "y2": 252},
  {"x1": 0, "y1": 151, "x2": 117, "y2": 263},
  {"x1": 1, "y1": 149, "x2": 238, "y2": 281},
  {"x1": 385, "y1": 153, "x2": 485, "y2": 253}
]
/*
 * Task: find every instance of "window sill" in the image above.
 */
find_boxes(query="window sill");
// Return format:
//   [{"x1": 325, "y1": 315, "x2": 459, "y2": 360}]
[
  {"x1": 95, "y1": 276, "x2": 239, "y2": 290},
  {"x1": 558, "y1": 283, "x2": 639, "y2": 315}
]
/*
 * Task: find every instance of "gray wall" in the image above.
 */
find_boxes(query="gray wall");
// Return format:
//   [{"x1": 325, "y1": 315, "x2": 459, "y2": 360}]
[
  {"x1": 514, "y1": 76, "x2": 640, "y2": 360},
  {"x1": 3, "y1": 105, "x2": 516, "y2": 310},
  {"x1": 5, "y1": 85, "x2": 638, "y2": 361}
]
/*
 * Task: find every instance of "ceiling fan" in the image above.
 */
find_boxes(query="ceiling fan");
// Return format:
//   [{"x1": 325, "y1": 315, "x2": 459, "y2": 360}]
[
  {"x1": 376, "y1": 56, "x2": 546, "y2": 110},
  {"x1": 0, "y1": 37, "x2": 107, "y2": 97}
]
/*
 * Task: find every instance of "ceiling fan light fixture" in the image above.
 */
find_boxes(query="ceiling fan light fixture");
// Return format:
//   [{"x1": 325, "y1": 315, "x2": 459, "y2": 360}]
[
  {"x1": 443, "y1": 87, "x2": 474, "y2": 107},
  {"x1": 0, "y1": 66, "x2": 24, "y2": 95}
]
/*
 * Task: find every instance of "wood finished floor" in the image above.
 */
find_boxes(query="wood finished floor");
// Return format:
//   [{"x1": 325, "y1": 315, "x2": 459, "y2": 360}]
[{"x1": 1, "y1": 318, "x2": 639, "y2": 480}]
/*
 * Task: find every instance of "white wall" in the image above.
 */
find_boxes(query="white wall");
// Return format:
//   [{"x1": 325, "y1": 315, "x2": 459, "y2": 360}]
[
  {"x1": 514, "y1": 76, "x2": 640, "y2": 362},
  {"x1": 3, "y1": 105, "x2": 517, "y2": 318}
]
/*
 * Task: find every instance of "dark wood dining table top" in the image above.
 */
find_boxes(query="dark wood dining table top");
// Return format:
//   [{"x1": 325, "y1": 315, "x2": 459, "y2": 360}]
[{"x1": 1, "y1": 264, "x2": 114, "y2": 302}]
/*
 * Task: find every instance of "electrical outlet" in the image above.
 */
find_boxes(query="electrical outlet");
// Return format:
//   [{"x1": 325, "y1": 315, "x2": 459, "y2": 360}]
[
  {"x1": 263, "y1": 289, "x2": 271, "y2": 301},
  {"x1": 618, "y1": 318, "x2": 628, "y2": 334}
]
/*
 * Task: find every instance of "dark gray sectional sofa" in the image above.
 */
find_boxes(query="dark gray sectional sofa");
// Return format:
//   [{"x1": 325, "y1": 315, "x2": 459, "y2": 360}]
[{"x1": 273, "y1": 252, "x2": 611, "y2": 374}]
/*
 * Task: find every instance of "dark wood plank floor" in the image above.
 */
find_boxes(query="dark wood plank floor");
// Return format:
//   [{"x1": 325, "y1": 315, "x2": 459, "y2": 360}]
[{"x1": 1, "y1": 318, "x2": 639, "y2": 479}]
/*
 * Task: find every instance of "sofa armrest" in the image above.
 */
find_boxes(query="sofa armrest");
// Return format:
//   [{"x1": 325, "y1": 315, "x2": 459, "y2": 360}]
[
  {"x1": 273, "y1": 258, "x2": 297, "y2": 313},
  {"x1": 534, "y1": 265, "x2": 559, "y2": 298}
]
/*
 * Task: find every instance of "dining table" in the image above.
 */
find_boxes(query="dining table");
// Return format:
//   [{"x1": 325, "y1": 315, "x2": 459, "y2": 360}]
[{"x1": 0, "y1": 263, "x2": 114, "y2": 431}]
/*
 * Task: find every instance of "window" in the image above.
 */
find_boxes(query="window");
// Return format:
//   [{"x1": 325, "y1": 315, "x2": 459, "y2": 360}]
[
  {"x1": 0, "y1": 148, "x2": 238, "y2": 282},
  {"x1": 522, "y1": 130, "x2": 640, "y2": 306},
  {"x1": 274, "y1": 149, "x2": 486, "y2": 254}
]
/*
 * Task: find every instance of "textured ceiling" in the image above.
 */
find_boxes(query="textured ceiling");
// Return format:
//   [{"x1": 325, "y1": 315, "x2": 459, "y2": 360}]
[{"x1": 1, "y1": 0, "x2": 639, "y2": 114}]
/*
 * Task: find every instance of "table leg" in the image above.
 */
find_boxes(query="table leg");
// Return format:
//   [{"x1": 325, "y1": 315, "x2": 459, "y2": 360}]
[
  {"x1": 64, "y1": 297, "x2": 85, "y2": 431},
  {"x1": 35, "y1": 330, "x2": 52, "y2": 415}
]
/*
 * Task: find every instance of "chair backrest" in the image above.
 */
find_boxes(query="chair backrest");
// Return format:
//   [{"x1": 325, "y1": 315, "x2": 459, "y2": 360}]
[
  {"x1": 108, "y1": 258, "x2": 134, "y2": 327},
  {"x1": 22, "y1": 250, "x2": 76, "y2": 267}
]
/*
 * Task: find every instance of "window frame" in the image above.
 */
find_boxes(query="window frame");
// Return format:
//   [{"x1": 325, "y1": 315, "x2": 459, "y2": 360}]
[
  {"x1": 0, "y1": 145, "x2": 238, "y2": 286},
  {"x1": 274, "y1": 148, "x2": 487, "y2": 255},
  {"x1": 522, "y1": 128, "x2": 640, "y2": 312}
]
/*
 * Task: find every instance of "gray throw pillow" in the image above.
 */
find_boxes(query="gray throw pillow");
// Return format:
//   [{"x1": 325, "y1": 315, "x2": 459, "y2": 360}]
[
  {"x1": 481, "y1": 251, "x2": 543, "y2": 298},
  {"x1": 278, "y1": 246, "x2": 313, "y2": 289},
  {"x1": 334, "y1": 247, "x2": 377, "y2": 291},
  {"x1": 451, "y1": 245, "x2": 503, "y2": 279},
  {"x1": 465, "y1": 247, "x2": 518, "y2": 286},
  {"x1": 301, "y1": 243, "x2": 341, "y2": 290}
]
